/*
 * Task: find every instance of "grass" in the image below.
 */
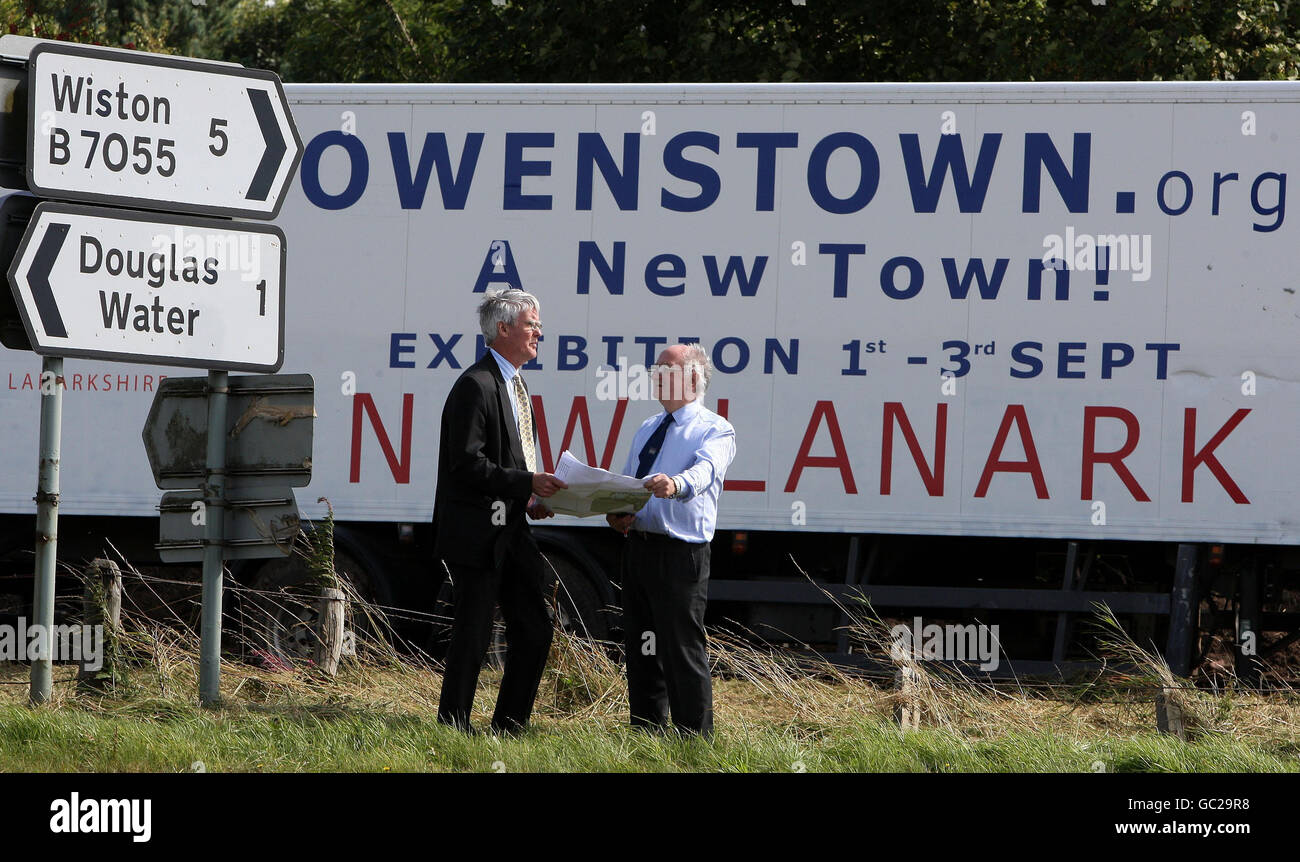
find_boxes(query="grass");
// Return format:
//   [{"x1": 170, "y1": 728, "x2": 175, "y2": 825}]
[
  {"x1": 1, "y1": 666, "x2": 1297, "y2": 773},
  {"x1": 2, "y1": 628, "x2": 1299, "y2": 772},
  {"x1": 1, "y1": 559, "x2": 1298, "y2": 773}
]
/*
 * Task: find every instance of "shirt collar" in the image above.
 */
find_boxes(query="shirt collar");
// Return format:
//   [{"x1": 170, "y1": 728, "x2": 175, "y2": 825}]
[
  {"x1": 668, "y1": 399, "x2": 702, "y2": 425},
  {"x1": 488, "y1": 347, "x2": 519, "y2": 382}
]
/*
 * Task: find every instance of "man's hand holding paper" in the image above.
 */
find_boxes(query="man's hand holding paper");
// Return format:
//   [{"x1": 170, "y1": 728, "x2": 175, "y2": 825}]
[{"x1": 544, "y1": 450, "x2": 653, "y2": 517}]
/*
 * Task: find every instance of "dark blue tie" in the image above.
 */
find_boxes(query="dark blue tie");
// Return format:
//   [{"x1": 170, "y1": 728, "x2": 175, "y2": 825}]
[{"x1": 635, "y1": 413, "x2": 675, "y2": 478}]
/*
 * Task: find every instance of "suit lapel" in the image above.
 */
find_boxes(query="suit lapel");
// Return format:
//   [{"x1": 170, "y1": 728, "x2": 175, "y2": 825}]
[{"x1": 484, "y1": 352, "x2": 526, "y2": 469}]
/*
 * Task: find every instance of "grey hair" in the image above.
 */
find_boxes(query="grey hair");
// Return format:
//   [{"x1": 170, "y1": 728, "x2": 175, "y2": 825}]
[
  {"x1": 680, "y1": 342, "x2": 713, "y2": 396},
  {"x1": 478, "y1": 288, "x2": 539, "y2": 344}
]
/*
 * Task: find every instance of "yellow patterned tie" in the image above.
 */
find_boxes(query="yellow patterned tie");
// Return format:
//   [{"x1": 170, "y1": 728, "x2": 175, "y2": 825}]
[{"x1": 512, "y1": 374, "x2": 537, "y2": 473}]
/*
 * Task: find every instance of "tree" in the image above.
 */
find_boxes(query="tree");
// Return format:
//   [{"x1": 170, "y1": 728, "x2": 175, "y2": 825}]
[{"x1": 9, "y1": 0, "x2": 1300, "y2": 82}]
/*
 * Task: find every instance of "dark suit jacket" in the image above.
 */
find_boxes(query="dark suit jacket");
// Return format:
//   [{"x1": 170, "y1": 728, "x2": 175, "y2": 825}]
[{"x1": 432, "y1": 352, "x2": 538, "y2": 569}]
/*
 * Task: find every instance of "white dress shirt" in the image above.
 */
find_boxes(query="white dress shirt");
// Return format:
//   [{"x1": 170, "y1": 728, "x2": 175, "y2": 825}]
[
  {"x1": 489, "y1": 347, "x2": 522, "y2": 426},
  {"x1": 622, "y1": 398, "x2": 736, "y2": 543}
]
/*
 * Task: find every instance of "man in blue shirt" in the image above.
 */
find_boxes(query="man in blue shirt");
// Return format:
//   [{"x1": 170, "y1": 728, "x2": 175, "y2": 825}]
[{"x1": 607, "y1": 343, "x2": 736, "y2": 737}]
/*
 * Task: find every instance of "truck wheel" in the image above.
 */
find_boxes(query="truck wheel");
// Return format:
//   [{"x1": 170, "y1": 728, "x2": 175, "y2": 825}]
[
  {"x1": 240, "y1": 542, "x2": 393, "y2": 665},
  {"x1": 433, "y1": 554, "x2": 611, "y2": 670},
  {"x1": 544, "y1": 554, "x2": 610, "y2": 642}
]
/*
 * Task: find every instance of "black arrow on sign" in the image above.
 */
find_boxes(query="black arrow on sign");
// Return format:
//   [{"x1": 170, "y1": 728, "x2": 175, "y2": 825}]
[
  {"x1": 27, "y1": 223, "x2": 68, "y2": 338},
  {"x1": 246, "y1": 88, "x2": 286, "y2": 202}
]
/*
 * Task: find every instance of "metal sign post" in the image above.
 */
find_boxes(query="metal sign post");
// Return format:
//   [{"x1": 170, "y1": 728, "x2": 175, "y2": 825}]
[
  {"x1": 142, "y1": 372, "x2": 314, "y2": 705},
  {"x1": 28, "y1": 355, "x2": 62, "y2": 704},
  {"x1": 198, "y1": 370, "x2": 227, "y2": 706}
]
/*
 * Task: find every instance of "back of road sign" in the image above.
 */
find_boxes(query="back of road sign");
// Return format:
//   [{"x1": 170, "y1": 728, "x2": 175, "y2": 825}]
[{"x1": 143, "y1": 374, "x2": 315, "y2": 490}]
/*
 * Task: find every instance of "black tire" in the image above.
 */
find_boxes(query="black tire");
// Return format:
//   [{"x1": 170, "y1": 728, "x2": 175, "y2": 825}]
[
  {"x1": 543, "y1": 554, "x2": 610, "y2": 642},
  {"x1": 238, "y1": 538, "x2": 393, "y2": 665},
  {"x1": 431, "y1": 553, "x2": 611, "y2": 670}
]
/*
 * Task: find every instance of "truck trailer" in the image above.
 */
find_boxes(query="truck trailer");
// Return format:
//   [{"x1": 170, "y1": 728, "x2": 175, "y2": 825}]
[{"x1": 3, "y1": 81, "x2": 1298, "y2": 678}]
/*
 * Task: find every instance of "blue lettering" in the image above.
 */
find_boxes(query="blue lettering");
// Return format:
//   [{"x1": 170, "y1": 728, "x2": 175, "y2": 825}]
[
  {"x1": 1022, "y1": 132, "x2": 1090, "y2": 213},
  {"x1": 900, "y1": 133, "x2": 1001, "y2": 213},
  {"x1": 736, "y1": 132, "x2": 798, "y2": 211},
  {"x1": 301, "y1": 131, "x2": 368, "y2": 210},
  {"x1": 504, "y1": 132, "x2": 554, "y2": 210},
  {"x1": 807, "y1": 132, "x2": 879, "y2": 214},
  {"x1": 661, "y1": 131, "x2": 721, "y2": 212},
  {"x1": 387, "y1": 132, "x2": 483, "y2": 210},
  {"x1": 576, "y1": 133, "x2": 639, "y2": 211},
  {"x1": 704, "y1": 255, "x2": 766, "y2": 297}
]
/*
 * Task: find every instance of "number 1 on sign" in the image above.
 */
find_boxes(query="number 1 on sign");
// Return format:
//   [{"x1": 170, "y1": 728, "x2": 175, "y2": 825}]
[{"x1": 256, "y1": 279, "x2": 266, "y2": 315}]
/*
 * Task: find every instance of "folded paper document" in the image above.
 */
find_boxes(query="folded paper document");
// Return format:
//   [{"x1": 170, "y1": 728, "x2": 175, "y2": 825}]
[{"x1": 544, "y1": 450, "x2": 651, "y2": 517}]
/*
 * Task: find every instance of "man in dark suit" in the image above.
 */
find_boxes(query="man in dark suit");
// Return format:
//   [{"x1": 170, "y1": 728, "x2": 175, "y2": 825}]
[{"x1": 433, "y1": 288, "x2": 567, "y2": 734}]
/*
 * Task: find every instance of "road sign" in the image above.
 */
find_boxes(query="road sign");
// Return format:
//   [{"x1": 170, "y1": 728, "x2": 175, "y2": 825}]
[
  {"x1": 157, "y1": 485, "x2": 300, "y2": 563},
  {"x1": 6, "y1": 201, "x2": 286, "y2": 371},
  {"x1": 143, "y1": 374, "x2": 314, "y2": 490},
  {"x1": 23, "y1": 41, "x2": 302, "y2": 219}
]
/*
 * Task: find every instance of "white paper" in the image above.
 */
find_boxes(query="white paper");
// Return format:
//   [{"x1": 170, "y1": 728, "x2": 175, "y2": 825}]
[{"x1": 543, "y1": 450, "x2": 652, "y2": 517}]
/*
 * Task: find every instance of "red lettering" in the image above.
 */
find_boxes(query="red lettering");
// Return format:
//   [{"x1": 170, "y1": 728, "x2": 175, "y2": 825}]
[
  {"x1": 785, "y1": 400, "x2": 857, "y2": 493},
  {"x1": 143, "y1": 375, "x2": 154, "y2": 392},
  {"x1": 1081, "y1": 406, "x2": 1149, "y2": 501},
  {"x1": 1181, "y1": 408, "x2": 1250, "y2": 503},
  {"x1": 21, "y1": 373, "x2": 33, "y2": 390},
  {"x1": 349, "y1": 392, "x2": 414, "y2": 484},
  {"x1": 116, "y1": 374, "x2": 128, "y2": 389},
  {"x1": 880, "y1": 402, "x2": 947, "y2": 496},
  {"x1": 974, "y1": 404, "x2": 1048, "y2": 499},
  {"x1": 716, "y1": 398, "x2": 764, "y2": 491},
  {"x1": 532, "y1": 396, "x2": 628, "y2": 472}
]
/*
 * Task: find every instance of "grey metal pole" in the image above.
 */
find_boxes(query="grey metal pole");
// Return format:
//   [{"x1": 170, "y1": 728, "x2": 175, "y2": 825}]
[
  {"x1": 198, "y1": 370, "x2": 229, "y2": 707},
  {"x1": 29, "y1": 356, "x2": 63, "y2": 705}
]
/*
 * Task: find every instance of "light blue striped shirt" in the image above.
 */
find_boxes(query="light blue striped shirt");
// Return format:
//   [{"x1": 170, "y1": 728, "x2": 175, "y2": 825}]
[{"x1": 622, "y1": 399, "x2": 736, "y2": 543}]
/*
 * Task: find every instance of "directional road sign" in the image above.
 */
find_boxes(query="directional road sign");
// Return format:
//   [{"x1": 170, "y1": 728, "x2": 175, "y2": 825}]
[
  {"x1": 6, "y1": 201, "x2": 286, "y2": 371},
  {"x1": 24, "y1": 41, "x2": 302, "y2": 219},
  {"x1": 143, "y1": 374, "x2": 315, "y2": 490}
]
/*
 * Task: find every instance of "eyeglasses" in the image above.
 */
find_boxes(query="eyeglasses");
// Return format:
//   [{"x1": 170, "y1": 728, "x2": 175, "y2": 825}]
[{"x1": 519, "y1": 320, "x2": 543, "y2": 333}]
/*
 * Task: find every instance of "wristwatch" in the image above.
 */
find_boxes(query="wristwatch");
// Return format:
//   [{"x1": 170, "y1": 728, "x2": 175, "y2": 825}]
[{"x1": 670, "y1": 476, "x2": 685, "y2": 499}]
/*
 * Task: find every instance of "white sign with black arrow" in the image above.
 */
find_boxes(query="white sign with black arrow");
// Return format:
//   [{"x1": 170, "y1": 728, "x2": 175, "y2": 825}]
[
  {"x1": 25, "y1": 41, "x2": 303, "y2": 219},
  {"x1": 5, "y1": 201, "x2": 285, "y2": 372}
]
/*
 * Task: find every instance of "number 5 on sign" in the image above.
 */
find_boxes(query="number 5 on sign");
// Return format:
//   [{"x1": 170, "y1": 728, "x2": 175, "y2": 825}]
[{"x1": 22, "y1": 40, "x2": 302, "y2": 220}]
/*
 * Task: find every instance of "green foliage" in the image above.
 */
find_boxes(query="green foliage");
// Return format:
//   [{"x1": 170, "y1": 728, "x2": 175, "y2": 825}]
[
  {"x1": 303, "y1": 497, "x2": 338, "y2": 592},
  {"x1": 201, "y1": 0, "x2": 445, "y2": 82},
  {"x1": 9, "y1": 0, "x2": 1300, "y2": 82},
  {"x1": 1, "y1": 0, "x2": 208, "y2": 53}
]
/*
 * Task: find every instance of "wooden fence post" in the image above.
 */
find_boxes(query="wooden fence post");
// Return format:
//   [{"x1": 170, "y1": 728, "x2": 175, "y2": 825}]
[
  {"x1": 78, "y1": 558, "x2": 122, "y2": 690},
  {"x1": 314, "y1": 587, "x2": 347, "y2": 676}
]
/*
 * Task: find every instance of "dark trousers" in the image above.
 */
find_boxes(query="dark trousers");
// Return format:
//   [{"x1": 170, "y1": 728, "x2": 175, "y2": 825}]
[
  {"x1": 436, "y1": 540, "x2": 553, "y2": 732},
  {"x1": 621, "y1": 532, "x2": 713, "y2": 737}
]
